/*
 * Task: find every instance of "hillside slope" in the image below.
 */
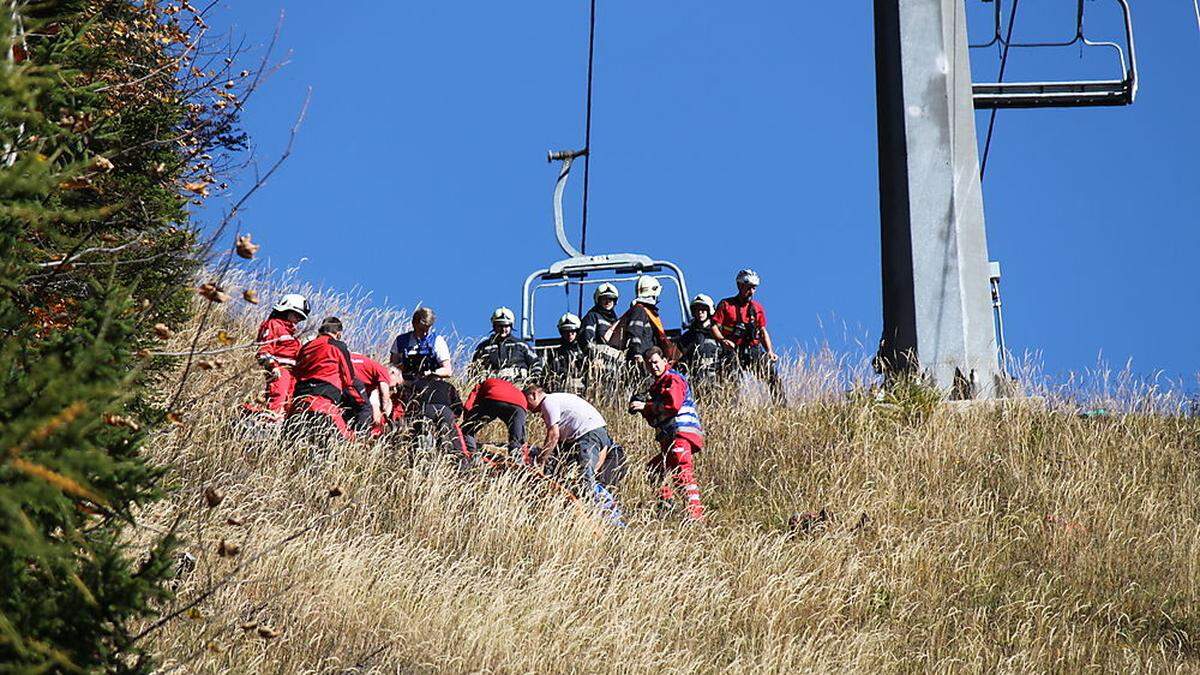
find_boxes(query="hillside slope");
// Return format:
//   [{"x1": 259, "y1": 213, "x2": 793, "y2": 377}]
[{"x1": 138, "y1": 287, "x2": 1200, "y2": 672}]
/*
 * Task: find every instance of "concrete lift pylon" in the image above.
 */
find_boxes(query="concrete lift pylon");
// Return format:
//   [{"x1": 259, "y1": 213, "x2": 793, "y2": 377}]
[{"x1": 872, "y1": 0, "x2": 1137, "y2": 398}]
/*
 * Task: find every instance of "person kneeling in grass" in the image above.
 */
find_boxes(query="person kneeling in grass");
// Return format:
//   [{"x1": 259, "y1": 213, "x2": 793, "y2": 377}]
[{"x1": 523, "y1": 384, "x2": 624, "y2": 524}]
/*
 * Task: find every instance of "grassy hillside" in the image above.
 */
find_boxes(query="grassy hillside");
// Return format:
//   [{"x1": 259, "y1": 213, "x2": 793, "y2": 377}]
[{"x1": 137, "y1": 279, "x2": 1200, "y2": 672}]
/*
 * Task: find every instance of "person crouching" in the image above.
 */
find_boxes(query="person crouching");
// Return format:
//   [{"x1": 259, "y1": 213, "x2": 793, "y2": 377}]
[
  {"x1": 523, "y1": 384, "x2": 624, "y2": 524},
  {"x1": 628, "y1": 346, "x2": 705, "y2": 521},
  {"x1": 287, "y1": 317, "x2": 366, "y2": 441}
]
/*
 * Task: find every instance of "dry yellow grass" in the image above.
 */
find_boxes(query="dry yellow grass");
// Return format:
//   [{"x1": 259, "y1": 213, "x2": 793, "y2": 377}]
[{"x1": 135, "y1": 279, "x2": 1200, "y2": 672}]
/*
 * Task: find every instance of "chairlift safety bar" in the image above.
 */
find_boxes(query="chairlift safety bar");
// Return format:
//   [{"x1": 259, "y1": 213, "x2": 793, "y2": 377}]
[{"x1": 970, "y1": 0, "x2": 1138, "y2": 109}]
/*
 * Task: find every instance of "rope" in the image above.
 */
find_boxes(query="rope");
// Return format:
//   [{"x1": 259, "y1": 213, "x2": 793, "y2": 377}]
[
  {"x1": 980, "y1": 0, "x2": 1020, "y2": 182},
  {"x1": 578, "y1": 0, "x2": 597, "y2": 315}
]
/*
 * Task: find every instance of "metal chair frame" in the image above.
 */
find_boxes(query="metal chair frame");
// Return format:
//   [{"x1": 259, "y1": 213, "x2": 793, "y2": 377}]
[
  {"x1": 519, "y1": 149, "x2": 692, "y2": 343},
  {"x1": 970, "y1": 0, "x2": 1138, "y2": 109}
]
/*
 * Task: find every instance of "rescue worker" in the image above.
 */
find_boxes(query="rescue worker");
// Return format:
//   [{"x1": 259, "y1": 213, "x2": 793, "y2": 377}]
[
  {"x1": 345, "y1": 352, "x2": 393, "y2": 435},
  {"x1": 628, "y1": 346, "x2": 705, "y2": 521},
  {"x1": 523, "y1": 384, "x2": 624, "y2": 523},
  {"x1": 389, "y1": 307, "x2": 452, "y2": 382},
  {"x1": 581, "y1": 284, "x2": 625, "y2": 401},
  {"x1": 470, "y1": 307, "x2": 542, "y2": 384},
  {"x1": 254, "y1": 293, "x2": 308, "y2": 417},
  {"x1": 287, "y1": 317, "x2": 366, "y2": 440},
  {"x1": 545, "y1": 312, "x2": 587, "y2": 394},
  {"x1": 461, "y1": 377, "x2": 528, "y2": 463},
  {"x1": 406, "y1": 375, "x2": 469, "y2": 469},
  {"x1": 711, "y1": 269, "x2": 785, "y2": 405},
  {"x1": 580, "y1": 283, "x2": 619, "y2": 350},
  {"x1": 606, "y1": 275, "x2": 680, "y2": 366},
  {"x1": 676, "y1": 293, "x2": 729, "y2": 386}
]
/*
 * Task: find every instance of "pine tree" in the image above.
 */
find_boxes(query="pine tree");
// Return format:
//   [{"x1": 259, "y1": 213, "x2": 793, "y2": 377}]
[{"x1": 1, "y1": 2, "x2": 250, "y2": 670}]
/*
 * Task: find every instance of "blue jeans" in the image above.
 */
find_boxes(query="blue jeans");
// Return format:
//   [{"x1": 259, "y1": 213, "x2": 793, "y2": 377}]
[
  {"x1": 564, "y1": 427, "x2": 624, "y2": 525},
  {"x1": 564, "y1": 426, "x2": 612, "y2": 497}
]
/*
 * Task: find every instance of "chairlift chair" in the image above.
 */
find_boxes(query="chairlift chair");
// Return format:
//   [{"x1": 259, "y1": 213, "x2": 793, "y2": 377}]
[
  {"x1": 520, "y1": 149, "x2": 692, "y2": 353},
  {"x1": 971, "y1": 0, "x2": 1138, "y2": 109}
]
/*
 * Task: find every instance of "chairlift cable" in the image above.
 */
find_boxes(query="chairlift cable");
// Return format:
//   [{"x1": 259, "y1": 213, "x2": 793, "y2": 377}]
[
  {"x1": 980, "y1": 0, "x2": 1020, "y2": 182},
  {"x1": 578, "y1": 0, "x2": 597, "y2": 314},
  {"x1": 1193, "y1": 0, "x2": 1200, "y2": 38}
]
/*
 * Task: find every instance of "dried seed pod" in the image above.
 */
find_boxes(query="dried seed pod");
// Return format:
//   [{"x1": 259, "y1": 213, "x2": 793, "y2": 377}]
[
  {"x1": 184, "y1": 181, "x2": 210, "y2": 197},
  {"x1": 217, "y1": 539, "x2": 239, "y2": 557},
  {"x1": 203, "y1": 486, "x2": 224, "y2": 508},
  {"x1": 242, "y1": 289, "x2": 259, "y2": 305},
  {"x1": 327, "y1": 486, "x2": 344, "y2": 498},
  {"x1": 198, "y1": 283, "x2": 230, "y2": 303},
  {"x1": 234, "y1": 234, "x2": 259, "y2": 260},
  {"x1": 256, "y1": 626, "x2": 279, "y2": 639}
]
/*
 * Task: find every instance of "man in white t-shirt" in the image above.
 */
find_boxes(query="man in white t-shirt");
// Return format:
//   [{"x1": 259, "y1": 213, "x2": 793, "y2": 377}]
[{"x1": 523, "y1": 384, "x2": 624, "y2": 520}]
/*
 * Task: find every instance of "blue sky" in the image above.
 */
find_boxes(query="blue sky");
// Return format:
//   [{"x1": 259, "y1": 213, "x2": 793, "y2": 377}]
[{"x1": 203, "y1": 2, "x2": 1198, "y2": 382}]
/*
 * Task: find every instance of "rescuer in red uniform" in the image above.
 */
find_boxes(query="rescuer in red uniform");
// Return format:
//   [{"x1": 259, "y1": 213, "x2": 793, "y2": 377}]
[
  {"x1": 254, "y1": 293, "x2": 309, "y2": 416},
  {"x1": 287, "y1": 317, "x2": 365, "y2": 440},
  {"x1": 629, "y1": 346, "x2": 706, "y2": 521},
  {"x1": 711, "y1": 268, "x2": 785, "y2": 405},
  {"x1": 346, "y1": 352, "x2": 393, "y2": 436},
  {"x1": 461, "y1": 377, "x2": 528, "y2": 462}
]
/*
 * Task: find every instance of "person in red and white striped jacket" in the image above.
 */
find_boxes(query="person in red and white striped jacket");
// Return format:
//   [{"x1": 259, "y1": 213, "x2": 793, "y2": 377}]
[{"x1": 255, "y1": 294, "x2": 308, "y2": 415}]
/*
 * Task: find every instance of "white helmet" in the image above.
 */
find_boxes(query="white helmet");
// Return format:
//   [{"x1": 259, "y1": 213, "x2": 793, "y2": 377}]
[
  {"x1": 272, "y1": 293, "x2": 309, "y2": 320},
  {"x1": 594, "y1": 283, "x2": 619, "y2": 303},
  {"x1": 690, "y1": 293, "x2": 715, "y2": 314},
  {"x1": 558, "y1": 312, "x2": 582, "y2": 331},
  {"x1": 635, "y1": 275, "x2": 662, "y2": 301},
  {"x1": 736, "y1": 268, "x2": 761, "y2": 287},
  {"x1": 490, "y1": 306, "x2": 515, "y2": 327}
]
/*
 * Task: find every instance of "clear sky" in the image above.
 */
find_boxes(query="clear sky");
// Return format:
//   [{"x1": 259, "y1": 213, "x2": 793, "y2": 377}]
[{"x1": 202, "y1": 2, "x2": 1199, "y2": 383}]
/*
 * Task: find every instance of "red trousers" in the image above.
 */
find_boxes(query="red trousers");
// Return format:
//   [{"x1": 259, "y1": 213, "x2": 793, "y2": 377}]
[
  {"x1": 265, "y1": 367, "x2": 295, "y2": 414},
  {"x1": 647, "y1": 436, "x2": 704, "y2": 520},
  {"x1": 290, "y1": 395, "x2": 353, "y2": 440}
]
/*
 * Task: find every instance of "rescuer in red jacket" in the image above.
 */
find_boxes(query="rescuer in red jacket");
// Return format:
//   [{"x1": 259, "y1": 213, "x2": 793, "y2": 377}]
[
  {"x1": 287, "y1": 317, "x2": 366, "y2": 440},
  {"x1": 345, "y1": 352, "x2": 393, "y2": 436},
  {"x1": 628, "y1": 346, "x2": 705, "y2": 521},
  {"x1": 461, "y1": 377, "x2": 528, "y2": 462},
  {"x1": 710, "y1": 268, "x2": 785, "y2": 405},
  {"x1": 254, "y1": 293, "x2": 309, "y2": 416}
]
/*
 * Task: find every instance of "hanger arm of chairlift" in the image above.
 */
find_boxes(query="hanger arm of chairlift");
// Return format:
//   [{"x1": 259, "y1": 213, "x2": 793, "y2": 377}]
[{"x1": 548, "y1": 148, "x2": 588, "y2": 259}]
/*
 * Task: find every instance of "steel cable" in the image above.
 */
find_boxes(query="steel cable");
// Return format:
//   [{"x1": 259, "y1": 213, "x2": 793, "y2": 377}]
[
  {"x1": 980, "y1": 0, "x2": 1020, "y2": 182},
  {"x1": 578, "y1": 0, "x2": 597, "y2": 314}
]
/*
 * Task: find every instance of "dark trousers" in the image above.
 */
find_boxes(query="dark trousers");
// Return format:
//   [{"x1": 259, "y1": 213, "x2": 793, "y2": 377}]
[
  {"x1": 342, "y1": 400, "x2": 375, "y2": 433},
  {"x1": 417, "y1": 403, "x2": 468, "y2": 466},
  {"x1": 737, "y1": 344, "x2": 785, "y2": 404},
  {"x1": 461, "y1": 399, "x2": 526, "y2": 456}
]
